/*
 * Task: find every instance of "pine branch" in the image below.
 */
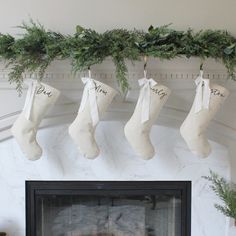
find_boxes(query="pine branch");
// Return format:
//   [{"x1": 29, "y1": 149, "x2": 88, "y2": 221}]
[
  {"x1": 113, "y1": 57, "x2": 129, "y2": 93},
  {"x1": 1, "y1": 20, "x2": 236, "y2": 93},
  {"x1": 203, "y1": 170, "x2": 236, "y2": 220}
]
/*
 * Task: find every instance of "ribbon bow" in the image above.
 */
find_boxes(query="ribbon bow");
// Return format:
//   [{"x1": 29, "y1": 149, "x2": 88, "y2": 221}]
[
  {"x1": 23, "y1": 79, "x2": 38, "y2": 120},
  {"x1": 138, "y1": 78, "x2": 157, "y2": 123},
  {"x1": 79, "y1": 77, "x2": 99, "y2": 126},
  {"x1": 194, "y1": 70, "x2": 211, "y2": 113}
]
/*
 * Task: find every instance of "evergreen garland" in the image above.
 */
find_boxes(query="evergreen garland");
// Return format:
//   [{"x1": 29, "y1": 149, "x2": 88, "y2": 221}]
[
  {"x1": 203, "y1": 170, "x2": 236, "y2": 220},
  {"x1": 0, "y1": 20, "x2": 236, "y2": 93}
]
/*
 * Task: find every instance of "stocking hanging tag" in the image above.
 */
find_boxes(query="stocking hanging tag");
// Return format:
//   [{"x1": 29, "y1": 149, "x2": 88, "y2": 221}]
[
  {"x1": 194, "y1": 70, "x2": 211, "y2": 113},
  {"x1": 138, "y1": 78, "x2": 157, "y2": 123},
  {"x1": 23, "y1": 77, "x2": 39, "y2": 120},
  {"x1": 79, "y1": 68, "x2": 99, "y2": 126}
]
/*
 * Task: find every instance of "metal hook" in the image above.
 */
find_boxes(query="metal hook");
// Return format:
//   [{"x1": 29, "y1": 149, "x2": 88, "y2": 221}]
[
  {"x1": 200, "y1": 59, "x2": 204, "y2": 71},
  {"x1": 200, "y1": 63, "x2": 203, "y2": 71},
  {"x1": 144, "y1": 56, "x2": 148, "y2": 78},
  {"x1": 144, "y1": 56, "x2": 147, "y2": 70},
  {"x1": 199, "y1": 59, "x2": 205, "y2": 79},
  {"x1": 88, "y1": 66, "x2": 91, "y2": 78}
]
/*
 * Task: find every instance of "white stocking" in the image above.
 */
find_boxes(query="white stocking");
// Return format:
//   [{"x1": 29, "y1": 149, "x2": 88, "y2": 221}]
[
  {"x1": 124, "y1": 78, "x2": 171, "y2": 160},
  {"x1": 11, "y1": 79, "x2": 61, "y2": 160},
  {"x1": 180, "y1": 71, "x2": 229, "y2": 157},
  {"x1": 69, "y1": 78, "x2": 117, "y2": 159}
]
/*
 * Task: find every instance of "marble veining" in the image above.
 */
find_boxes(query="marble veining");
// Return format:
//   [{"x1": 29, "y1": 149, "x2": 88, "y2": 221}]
[{"x1": 0, "y1": 121, "x2": 231, "y2": 236}]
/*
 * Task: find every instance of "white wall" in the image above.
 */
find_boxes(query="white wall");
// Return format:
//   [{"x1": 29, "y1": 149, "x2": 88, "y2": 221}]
[{"x1": 0, "y1": 0, "x2": 236, "y2": 34}]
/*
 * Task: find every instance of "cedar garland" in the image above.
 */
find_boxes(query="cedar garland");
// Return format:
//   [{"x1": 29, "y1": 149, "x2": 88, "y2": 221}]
[{"x1": 0, "y1": 20, "x2": 236, "y2": 93}]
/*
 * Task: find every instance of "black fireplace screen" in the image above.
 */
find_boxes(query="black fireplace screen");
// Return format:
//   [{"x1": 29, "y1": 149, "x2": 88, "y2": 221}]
[{"x1": 26, "y1": 181, "x2": 191, "y2": 236}]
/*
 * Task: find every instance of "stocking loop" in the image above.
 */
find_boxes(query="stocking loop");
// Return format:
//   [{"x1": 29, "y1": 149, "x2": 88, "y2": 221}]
[
  {"x1": 79, "y1": 77, "x2": 99, "y2": 126},
  {"x1": 194, "y1": 70, "x2": 211, "y2": 113},
  {"x1": 138, "y1": 78, "x2": 157, "y2": 123},
  {"x1": 23, "y1": 79, "x2": 38, "y2": 120}
]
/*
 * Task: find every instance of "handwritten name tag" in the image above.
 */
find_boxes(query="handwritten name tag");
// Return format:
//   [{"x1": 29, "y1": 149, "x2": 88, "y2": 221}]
[
  {"x1": 211, "y1": 88, "x2": 225, "y2": 98},
  {"x1": 36, "y1": 85, "x2": 52, "y2": 97},
  {"x1": 151, "y1": 87, "x2": 168, "y2": 99},
  {"x1": 94, "y1": 82, "x2": 108, "y2": 95}
]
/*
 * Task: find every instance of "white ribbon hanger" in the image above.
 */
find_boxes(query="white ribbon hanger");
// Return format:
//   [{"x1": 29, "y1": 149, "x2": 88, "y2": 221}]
[
  {"x1": 137, "y1": 56, "x2": 158, "y2": 123},
  {"x1": 194, "y1": 70, "x2": 211, "y2": 113},
  {"x1": 79, "y1": 68, "x2": 99, "y2": 126},
  {"x1": 138, "y1": 77, "x2": 157, "y2": 123},
  {"x1": 23, "y1": 77, "x2": 38, "y2": 120}
]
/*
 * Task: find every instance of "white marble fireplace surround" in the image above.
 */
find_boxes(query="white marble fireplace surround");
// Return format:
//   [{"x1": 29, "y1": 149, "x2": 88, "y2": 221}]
[{"x1": 0, "y1": 58, "x2": 235, "y2": 236}]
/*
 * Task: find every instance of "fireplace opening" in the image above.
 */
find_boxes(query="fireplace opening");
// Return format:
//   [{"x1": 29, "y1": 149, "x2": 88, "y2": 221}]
[{"x1": 26, "y1": 181, "x2": 191, "y2": 236}]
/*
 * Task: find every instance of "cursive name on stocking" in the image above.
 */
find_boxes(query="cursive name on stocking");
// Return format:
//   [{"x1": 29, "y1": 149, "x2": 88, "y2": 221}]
[
  {"x1": 211, "y1": 88, "x2": 225, "y2": 98},
  {"x1": 36, "y1": 85, "x2": 52, "y2": 97},
  {"x1": 151, "y1": 87, "x2": 168, "y2": 99},
  {"x1": 94, "y1": 82, "x2": 108, "y2": 95}
]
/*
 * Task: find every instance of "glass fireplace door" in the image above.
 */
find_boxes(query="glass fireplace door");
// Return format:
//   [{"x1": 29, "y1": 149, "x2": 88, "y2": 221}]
[
  {"x1": 36, "y1": 193, "x2": 182, "y2": 236},
  {"x1": 26, "y1": 181, "x2": 191, "y2": 236}
]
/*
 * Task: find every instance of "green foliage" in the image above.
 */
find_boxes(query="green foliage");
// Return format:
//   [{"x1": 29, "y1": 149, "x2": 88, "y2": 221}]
[
  {"x1": 0, "y1": 20, "x2": 236, "y2": 93},
  {"x1": 2, "y1": 20, "x2": 66, "y2": 92},
  {"x1": 103, "y1": 29, "x2": 141, "y2": 92},
  {"x1": 185, "y1": 29, "x2": 236, "y2": 80},
  {"x1": 203, "y1": 170, "x2": 236, "y2": 220},
  {"x1": 136, "y1": 25, "x2": 185, "y2": 58},
  {"x1": 0, "y1": 34, "x2": 15, "y2": 59},
  {"x1": 67, "y1": 26, "x2": 108, "y2": 72}
]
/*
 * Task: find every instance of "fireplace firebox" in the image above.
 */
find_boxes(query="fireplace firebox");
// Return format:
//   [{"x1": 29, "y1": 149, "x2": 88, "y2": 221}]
[{"x1": 26, "y1": 181, "x2": 191, "y2": 236}]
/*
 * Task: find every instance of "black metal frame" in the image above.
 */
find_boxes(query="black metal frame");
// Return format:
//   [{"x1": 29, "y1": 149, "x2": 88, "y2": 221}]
[{"x1": 26, "y1": 181, "x2": 191, "y2": 236}]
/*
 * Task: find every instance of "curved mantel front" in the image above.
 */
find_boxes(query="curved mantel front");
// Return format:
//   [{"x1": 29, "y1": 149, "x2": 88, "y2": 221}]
[{"x1": 0, "y1": 57, "x2": 235, "y2": 144}]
